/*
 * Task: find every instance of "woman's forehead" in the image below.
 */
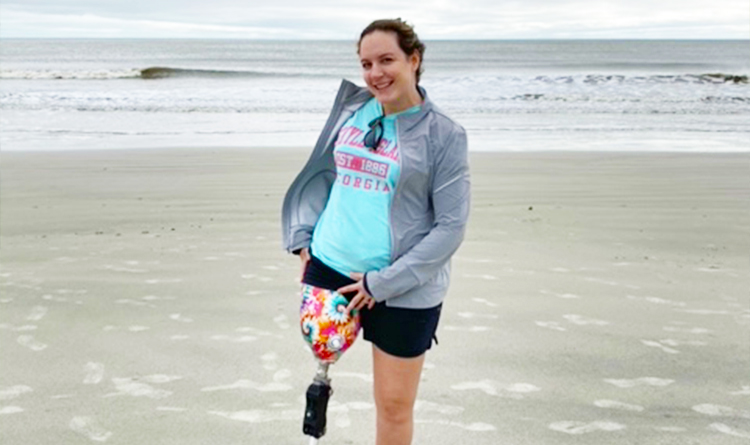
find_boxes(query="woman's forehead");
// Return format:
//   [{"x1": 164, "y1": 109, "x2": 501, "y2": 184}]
[{"x1": 359, "y1": 31, "x2": 401, "y2": 59}]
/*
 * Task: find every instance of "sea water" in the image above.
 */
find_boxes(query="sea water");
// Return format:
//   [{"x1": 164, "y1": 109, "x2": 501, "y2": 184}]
[{"x1": 1, "y1": 39, "x2": 748, "y2": 151}]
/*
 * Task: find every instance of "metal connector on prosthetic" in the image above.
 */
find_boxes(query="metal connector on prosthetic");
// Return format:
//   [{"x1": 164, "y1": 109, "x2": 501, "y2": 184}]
[{"x1": 303, "y1": 361, "x2": 333, "y2": 440}]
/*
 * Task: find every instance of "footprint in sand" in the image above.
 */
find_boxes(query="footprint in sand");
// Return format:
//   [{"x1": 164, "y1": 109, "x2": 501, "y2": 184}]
[
  {"x1": 141, "y1": 295, "x2": 177, "y2": 302},
  {"x1": 261, "y1": 352, "x2": 278, "y2": 370},
  {"x1": 414, "y1": 400, "x2": 464, "y2": 415},
  {"x1": 101, "y1": 264, "x2": 147, "y2": 273},
  {"x1": 462, "y1": 274, "x2": 498, "y2": 281},
  {"x1": 443, "y1": 325, "x2": 491, "y2": 332},
  {"x1": 127, "y1": 326, "x2": 149, "y2": 332},
  {"x1": 84, "y1": 363, "x2": 105, "y2": 385},
  {"x1": 662, "y1": 326, "x2": 711, "y2": 334},
  {"x1": 116, "y1": 299, "x2": 155, "y2": 308},
  {"x1": 563, "y1": 314, "x2": 610, "y2": 326},
  {"x1": 654, "y1": 426, "x2": 687, "y2": 432},
  {"x1": 692, "y1": 404, "x2": 750, "y2": 419},
  {"x1": 604, "y1": 377, "x2": 674, "y2": 388},
  {"x1": 272, "y1": 369, "x2": 291, "y2": 383},
  {"x1": 0, "y1": 385, "x2": 33, "y2": 401},
  {"x1": 659, "y1": 338, "x2": 707, "y2": 347},
  {"x1": 708, "y1": 423, "x2": 750, "y2": 439},
  {"x1": 169, "y1": 313, "x2": 193, "y2": 323},
  {"x1": 327, "y1": 400, "x2": 374, "y2": 429},
  {"x1": 208, "y1": 408, "x2": 298, "y2": 423},
  {"x1": 17, "y1": 335, "x2": 48, "y2": 351},
  {"x1": 641, "y1": 340, "x2": 680, "y2": 354},
  {"x1": 26, "y1": 306, "x2": 48, "y2": 321},
  {"x1": 201, "y1": 379, "x2": 292, "y2": 393},
  {"x1": 56, "y1": 289, "x2": 88, "y2": 295},
  {"x1": 224, "y1": 252, "x2": 247, "y2": 258},
  {"x1": 0, "y1": 406, "x2": 24, "y2": 415},
  {"x1": 730, "y1": 386, "x2": 750, "y2": 396},
  {"x1": 42, "y1": 294, "x2": 68, "y2": 302},
  {"x1": 103, "y1": 376, "x2": 178, "y2": 399},
  {"x1": 451, "y1": 380, "x2": 540, "y2": 399},
  {"x1": 236, "y1": 327, "x2": 279, "y2": 338},
  {"x1": 541, "y1": 290, "x2": 581, "y2": 299},
  {"x1": 210, "y1": 335, "x2": 257, "y2": 343},
  {"x1": 156, "y1": 407, "x2": 187, "y2": 412},
  {"x1": 457, "y1": 312, "x2": 498, "y2": 319},
  {"x1": 415, "y1": 419, "x2": 496, "y2": 431},
  {"x1": 627, "y1": 295, "x2": 686, "y2": 307},
  {"x1": 535, "y1": 321, "x2": 567, "y2": 332},
  {"x1": 274, "y1": 314, "x2": 290, "y2": 330},
  {"x1": 549, "y1": 420, "x2": 626, "y2": 434},
  {"x1": 331, "y1": 372, "x2": 373, "y2": 383},
  {"x1": 583, "y1": 277, "x2": 621, "y2": 286},
  {"x1": 593, "y1": 400, "x2": 645, "y2": 412},
  {"x1": 471, "y1": 298, "x2": 497, "y2": 307},
  {"x1": 677, "y1": 309, "x2": 730, "y2": 315},
  {"x1": 69, "y1": 416, "x2": 113, "y2": 442},
  {"x1": 14, "y1": 325, "x2": 38, "y2": 332}
]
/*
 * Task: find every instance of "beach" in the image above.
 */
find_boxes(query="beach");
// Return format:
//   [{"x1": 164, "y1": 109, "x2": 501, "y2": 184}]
[{"x1": 1, "y1": 148, "x2": 748, "y2": 444}]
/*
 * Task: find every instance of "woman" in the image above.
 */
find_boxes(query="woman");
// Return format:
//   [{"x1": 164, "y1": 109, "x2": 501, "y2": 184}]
[{"x1": 282, "y1": 18, "x2": 470, "y2": 445}]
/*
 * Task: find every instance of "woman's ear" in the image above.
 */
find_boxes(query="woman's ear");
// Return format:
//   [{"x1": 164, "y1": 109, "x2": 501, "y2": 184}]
[{"x1": 409, "y1": 52, "x2": 420, "y2": 72}]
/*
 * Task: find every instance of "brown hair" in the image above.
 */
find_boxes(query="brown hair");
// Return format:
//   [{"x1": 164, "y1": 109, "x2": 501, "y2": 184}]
[{"x1": 357, "y1": 18, "x2": 426, "y2": 84}]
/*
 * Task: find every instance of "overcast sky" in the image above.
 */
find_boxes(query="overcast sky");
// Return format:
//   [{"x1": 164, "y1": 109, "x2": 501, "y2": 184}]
[{"x1": 1, "y1": 0, "x2": 748, "y2": 39}]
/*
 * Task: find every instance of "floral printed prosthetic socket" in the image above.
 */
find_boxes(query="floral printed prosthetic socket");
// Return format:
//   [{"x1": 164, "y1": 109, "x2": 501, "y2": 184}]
[{"x1": 300, "y1": 284, "x2": 361, "y2": 364}]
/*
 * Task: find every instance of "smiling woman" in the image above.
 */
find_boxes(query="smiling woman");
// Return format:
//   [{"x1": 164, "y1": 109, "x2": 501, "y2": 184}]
[{"x1": 282, "y1": 18, "x2": 470, "y2": 445}]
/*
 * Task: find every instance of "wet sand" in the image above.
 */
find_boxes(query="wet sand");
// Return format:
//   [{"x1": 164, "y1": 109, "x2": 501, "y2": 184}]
[{"x1": 1, "y1": 148, "x2": 748, "y2": 444}]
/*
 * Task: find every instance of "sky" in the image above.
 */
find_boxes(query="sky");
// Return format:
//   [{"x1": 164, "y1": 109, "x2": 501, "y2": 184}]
[{"x1": 1, "y1": 0, "x2": 748, "y2": 39}]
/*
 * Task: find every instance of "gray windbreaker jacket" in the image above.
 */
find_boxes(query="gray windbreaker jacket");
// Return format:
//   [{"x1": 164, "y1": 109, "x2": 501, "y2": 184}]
[{"x1": 281, "y1": 79, "x2": 470, "y2": 309}]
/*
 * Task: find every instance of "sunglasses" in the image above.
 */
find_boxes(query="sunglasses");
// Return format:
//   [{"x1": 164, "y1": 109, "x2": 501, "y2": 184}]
[{"x1": 363, "y1": 115, "x2": 384, "y2": 151}]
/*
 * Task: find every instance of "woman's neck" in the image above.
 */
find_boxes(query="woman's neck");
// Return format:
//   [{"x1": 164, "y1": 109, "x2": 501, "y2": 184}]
[{"x1": 382, "y1": 86, "x2": 423, "y2": 115}]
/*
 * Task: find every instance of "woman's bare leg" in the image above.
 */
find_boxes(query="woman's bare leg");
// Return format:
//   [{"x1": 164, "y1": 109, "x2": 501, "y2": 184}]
[{"x1": 372, "y1": 344, "x2": 425, "y2": 445}]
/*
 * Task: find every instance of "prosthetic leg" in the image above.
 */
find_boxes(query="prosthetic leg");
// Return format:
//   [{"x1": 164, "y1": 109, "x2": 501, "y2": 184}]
[
  {"x1": 299, "y1": 284, "x2": 361, "y2": 443},
  {"x1": 303, "y1": 362, "x2": 332, "y2": 443}
]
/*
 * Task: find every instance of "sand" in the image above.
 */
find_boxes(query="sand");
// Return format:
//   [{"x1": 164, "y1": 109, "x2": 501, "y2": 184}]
[{"x1": 1, "y1": 148, "x2": 748, "y2": 444}]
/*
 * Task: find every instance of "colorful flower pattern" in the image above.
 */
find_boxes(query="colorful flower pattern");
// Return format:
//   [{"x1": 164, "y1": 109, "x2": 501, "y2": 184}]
[{"x1": 300, "y1": 284, "x2": 361, "y2": 364}]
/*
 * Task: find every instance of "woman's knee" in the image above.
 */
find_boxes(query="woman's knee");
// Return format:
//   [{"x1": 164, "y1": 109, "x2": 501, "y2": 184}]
[{"x1": 375, "y1": 394, "x2": 415, "y2": 424}]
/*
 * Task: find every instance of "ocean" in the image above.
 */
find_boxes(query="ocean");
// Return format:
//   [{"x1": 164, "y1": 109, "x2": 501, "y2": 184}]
[{"x1": 1, "y1": 39, "x2": 748, "y2": 151}]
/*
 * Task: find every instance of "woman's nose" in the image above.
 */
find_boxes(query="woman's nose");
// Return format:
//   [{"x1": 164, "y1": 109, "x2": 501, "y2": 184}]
[{"x1": 370, "y1": 63, "x2": 383, "y2": 78}]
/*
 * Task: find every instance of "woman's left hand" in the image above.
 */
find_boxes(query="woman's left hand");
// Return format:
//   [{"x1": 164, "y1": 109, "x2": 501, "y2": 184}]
[{"x1": 338, "y1": 272, "x2": 376, "y2": 316}]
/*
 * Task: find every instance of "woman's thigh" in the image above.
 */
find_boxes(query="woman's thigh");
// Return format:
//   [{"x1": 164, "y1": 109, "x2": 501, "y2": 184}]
[{"x1": 372, "y1": 344, "x2": 425, "y2": 417}]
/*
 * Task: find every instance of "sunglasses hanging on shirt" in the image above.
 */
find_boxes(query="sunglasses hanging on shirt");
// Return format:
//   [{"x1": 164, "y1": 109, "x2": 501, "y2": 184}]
[{"x1": 364, "y1": 115, "x2": 384, "y2": 152}]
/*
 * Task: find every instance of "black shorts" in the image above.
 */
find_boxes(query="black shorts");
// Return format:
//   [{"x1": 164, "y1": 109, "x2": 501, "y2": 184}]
[{"x1": 302, "y1": 253, "x2": 441, "y2": 359}]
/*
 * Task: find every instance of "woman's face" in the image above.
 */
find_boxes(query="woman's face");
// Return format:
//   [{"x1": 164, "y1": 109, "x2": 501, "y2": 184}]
[{"x1": 359, "y1": 30, "x2": 420, "y2": 114}]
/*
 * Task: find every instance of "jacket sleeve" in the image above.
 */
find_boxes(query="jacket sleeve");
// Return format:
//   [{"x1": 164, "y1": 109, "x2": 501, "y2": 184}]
[{"x1": 365, "y1": 126, "x2": 470, "y2": 302}]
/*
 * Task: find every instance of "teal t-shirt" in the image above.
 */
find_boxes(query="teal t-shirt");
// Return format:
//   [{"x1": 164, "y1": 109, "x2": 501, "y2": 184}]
[{"x1": 311, "y1": 97, "x2": 421, "y2": 276}]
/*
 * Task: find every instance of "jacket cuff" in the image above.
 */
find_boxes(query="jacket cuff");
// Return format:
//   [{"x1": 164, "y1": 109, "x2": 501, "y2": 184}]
[{"x1": 363, "y1": 272, "x2": 373, "y2": 297}]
